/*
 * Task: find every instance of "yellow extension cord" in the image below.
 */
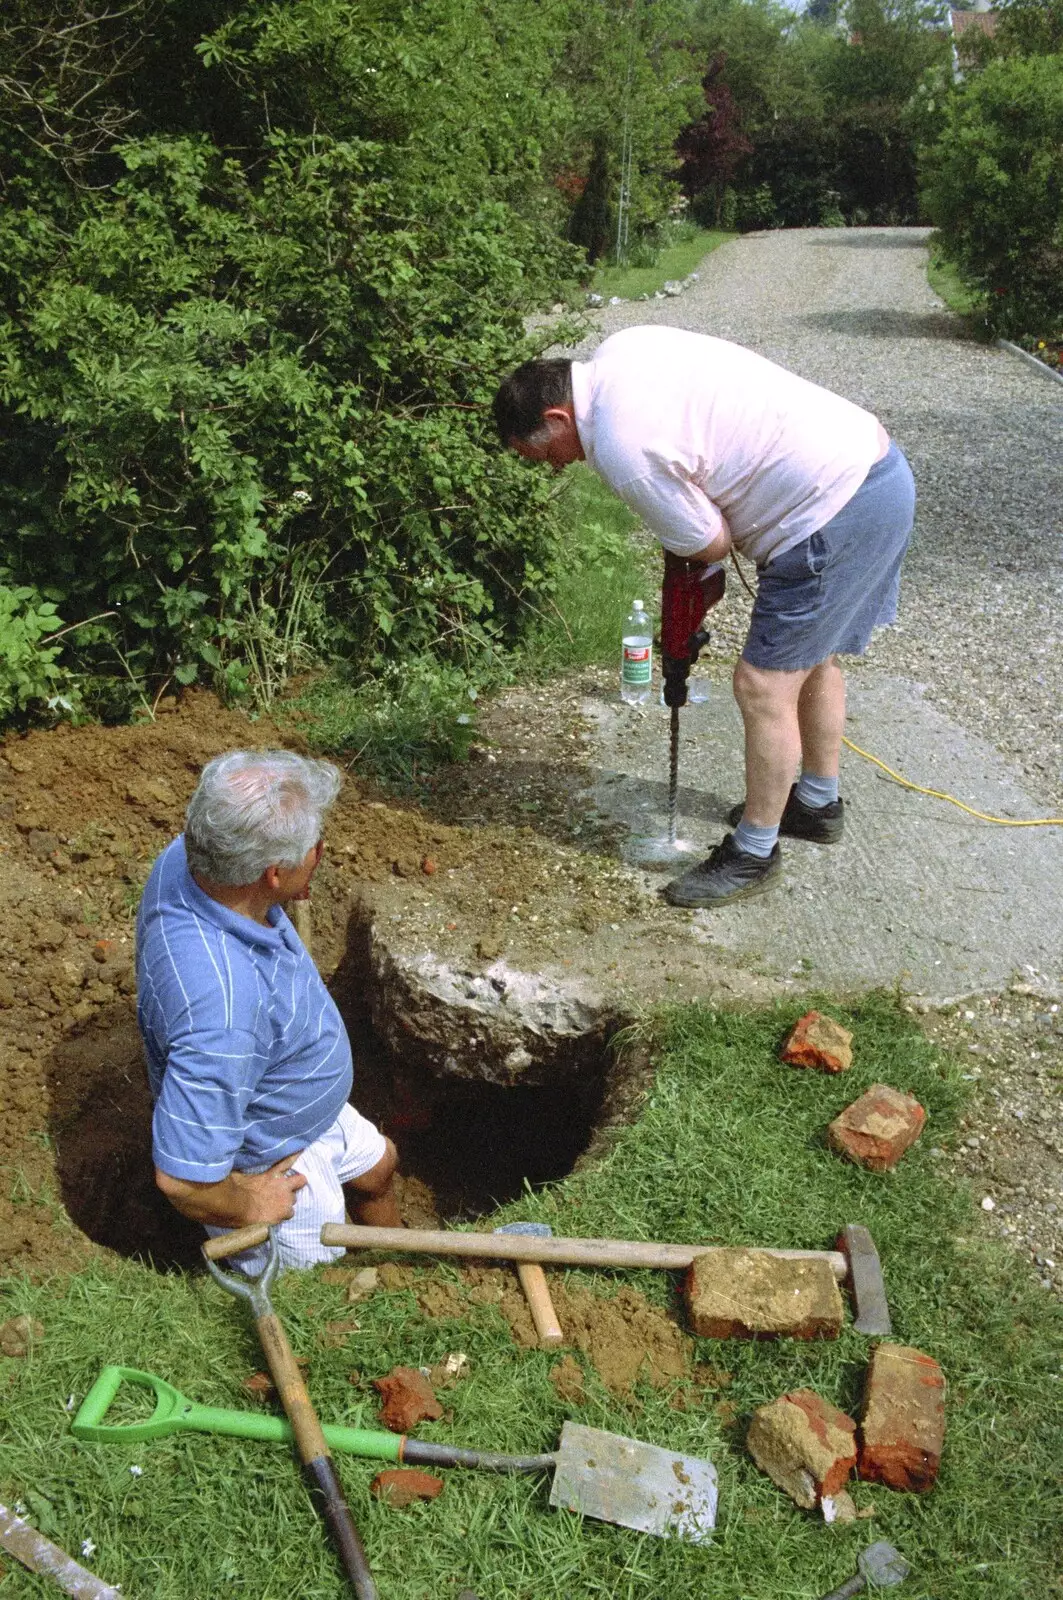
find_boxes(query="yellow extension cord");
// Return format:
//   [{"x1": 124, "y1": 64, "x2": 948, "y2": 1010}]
[
  {"x1": 726, "y1": 551, "x2": 1063, "y2": 829},
  {"x1": 841, "y1": 736, "x2": 1063, "y2": 828}
]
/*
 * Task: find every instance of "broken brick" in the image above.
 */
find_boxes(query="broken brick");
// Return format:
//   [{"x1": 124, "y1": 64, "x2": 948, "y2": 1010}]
[
  {"x1": 747, "y1": 1389, "x2": 857, "y2": 1509},
  {"x1": 828, "y1": 1083, "x2": 926, "y2": 1171},
  {"x1": 374, "y1": 1366, "x2": 444, "y2": 1432},
  {"x1": 370, "y1": 1468, "x2": 444, "y2": 1507},
  {"x1": 685, "y1": 1249, "x2": 845, "y2": 1340},
  {"x1": 858, "y1": 1343, "x2": 945, "y2": 1492},
  {"x1": 781, "y1": 1011, "x2": 853, "y2": 1073}
]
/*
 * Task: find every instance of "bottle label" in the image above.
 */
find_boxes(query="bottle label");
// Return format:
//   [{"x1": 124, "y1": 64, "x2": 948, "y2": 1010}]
[{"x1": 622, "y1": 645, "x2": 652, "y2": 685}]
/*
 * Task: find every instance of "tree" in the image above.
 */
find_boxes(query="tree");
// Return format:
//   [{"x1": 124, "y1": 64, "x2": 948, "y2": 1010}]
[{"x1": 676, "y1": 54, "x2": 753, "y2": 223}]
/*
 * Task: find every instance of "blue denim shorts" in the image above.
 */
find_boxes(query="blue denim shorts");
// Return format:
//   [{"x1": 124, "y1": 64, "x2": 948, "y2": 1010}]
[{"x1": 742, "y1": 442, "x2": 915, "y2": 672}]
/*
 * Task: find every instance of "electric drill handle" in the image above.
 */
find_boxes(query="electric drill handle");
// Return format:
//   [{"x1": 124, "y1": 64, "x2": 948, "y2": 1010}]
[{"x1": 661, "y1": 552, "x2": 726, "y2": 708}]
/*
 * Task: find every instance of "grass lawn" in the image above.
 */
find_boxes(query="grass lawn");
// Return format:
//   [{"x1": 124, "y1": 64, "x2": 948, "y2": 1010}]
[
  {"x1": 593, "y1": 229, "x2": 734, "y2": 303},
  {"x1": 2, "y1": 994, "x2": 1061, "y2": 1597}
]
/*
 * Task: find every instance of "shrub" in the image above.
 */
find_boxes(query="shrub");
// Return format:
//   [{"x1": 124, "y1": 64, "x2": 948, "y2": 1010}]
[{"x1": 920, "y1": 53, "x2": 1063, "y2": 339}]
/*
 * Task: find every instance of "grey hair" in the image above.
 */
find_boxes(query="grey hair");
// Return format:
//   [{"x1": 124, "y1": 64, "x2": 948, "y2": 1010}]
[{"x1": 184, "y1": 749, "x2": 342, "y2": 885}]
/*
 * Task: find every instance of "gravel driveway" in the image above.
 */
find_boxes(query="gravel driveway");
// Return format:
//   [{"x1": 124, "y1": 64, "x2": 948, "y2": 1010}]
[{"x1": 549, "y1": 227, "x2": 1063, "y2": 1292}]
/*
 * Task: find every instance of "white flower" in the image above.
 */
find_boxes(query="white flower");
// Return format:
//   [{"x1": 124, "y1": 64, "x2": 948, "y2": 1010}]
[
  {"x1": 129, "y1": 1465, "x2": 143, "y2": 1477},
  {"x1": 81, "y1": 1539, "x2": 96, "y2": 1558}
]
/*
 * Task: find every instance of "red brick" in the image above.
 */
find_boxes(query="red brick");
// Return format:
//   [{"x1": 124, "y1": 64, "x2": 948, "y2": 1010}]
[
  {"x1": 781, "y1": 1011, "x2": 853, "y2": 1073},
  {"x1": 685, "y1": 1249, "x2": 844, "y2": 1340},
  {"x1": 828, "y1": 1083, "x2": 926, "y2": 1171},
  {"x1": 370, "y1": 1468, "x2": 444, "y2": 1507},
  {"x1": 747, "y1": 1388, "x2": 857, "y2": 1509},
  {"x1": 373, "y1": 1366, "x2": 444, "y2": 1432},
  {"x1": 858, "y1": 1343, "x2": 945, "y2": 1492}
]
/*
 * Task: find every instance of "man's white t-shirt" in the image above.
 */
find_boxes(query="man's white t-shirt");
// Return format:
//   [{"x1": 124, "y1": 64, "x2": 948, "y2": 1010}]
[{"x1": 570, "y1": 326, "x2": 882, "y2": 567}]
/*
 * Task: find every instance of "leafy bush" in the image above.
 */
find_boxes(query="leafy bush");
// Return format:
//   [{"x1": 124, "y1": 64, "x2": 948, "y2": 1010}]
[
  {"x1": 0, "y1": 584, "x2": 73, "y2": 718},
  {"x1": 1, "y1": 0, "x2": 701, "y2": 723},
  {"x1": 920, "y1": 53, "x2": 1063, "y2": 339}
]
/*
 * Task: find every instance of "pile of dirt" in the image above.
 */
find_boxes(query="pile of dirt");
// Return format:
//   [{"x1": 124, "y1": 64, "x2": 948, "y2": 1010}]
[{"x1": 367, "y1": 1261, "x2": 692, "y2": 1395}]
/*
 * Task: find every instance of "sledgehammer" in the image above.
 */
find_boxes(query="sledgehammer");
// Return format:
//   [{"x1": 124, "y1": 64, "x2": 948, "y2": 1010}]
[
  {"x1": 314, "y1": 1220, "x2": 891, "y2": 1335},
  {"x1": 206, "y1": 1223, "x2": 890, "y2": 1335}
]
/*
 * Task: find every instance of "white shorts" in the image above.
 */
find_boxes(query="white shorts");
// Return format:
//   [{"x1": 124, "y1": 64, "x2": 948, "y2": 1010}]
[{"x1": 206, "y1": 1102, "x2": 388, "y2": 1275}]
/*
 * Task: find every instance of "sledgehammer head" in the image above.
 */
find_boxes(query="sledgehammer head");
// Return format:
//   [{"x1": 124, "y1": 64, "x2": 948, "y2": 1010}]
[
  {"x1": 839, "y1": 1224, "x2": 891, "y2": 1336},
  {"x1": 859, "y1": 1541, "x2": 910, "y2": 1588}
]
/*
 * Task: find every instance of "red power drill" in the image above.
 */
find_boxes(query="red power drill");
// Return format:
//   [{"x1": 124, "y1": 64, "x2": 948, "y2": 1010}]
[{"x1": 660, "y1": 551, "x2": 726, "y2": 708}]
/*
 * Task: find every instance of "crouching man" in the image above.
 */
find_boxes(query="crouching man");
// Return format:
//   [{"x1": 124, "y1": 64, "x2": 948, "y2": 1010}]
[{"x1": 136, "y1": 748, "x2": 399, "y2": 1273}]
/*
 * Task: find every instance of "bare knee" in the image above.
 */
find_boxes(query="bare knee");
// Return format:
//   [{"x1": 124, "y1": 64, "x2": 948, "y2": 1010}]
[{"x1": 349, "y1": 1137, "x2": 398, "y2": 1199}]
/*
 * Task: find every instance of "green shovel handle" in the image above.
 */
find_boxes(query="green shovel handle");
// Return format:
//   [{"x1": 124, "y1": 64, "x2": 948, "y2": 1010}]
[{"x1": 72, "y1": 1366, "x2": 402, "y2": 1461}]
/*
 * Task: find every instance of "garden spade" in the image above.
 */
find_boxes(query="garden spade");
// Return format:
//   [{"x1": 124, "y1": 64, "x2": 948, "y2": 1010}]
[{"x1": 74, "y1": 1369, "x2": 719, "y2": 1545}]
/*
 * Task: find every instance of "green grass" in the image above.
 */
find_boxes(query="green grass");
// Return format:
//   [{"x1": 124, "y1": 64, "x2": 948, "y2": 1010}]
[
  {"x1": 593, "y1": 229, "x2": 734, "y2": 303},
  {"x1": 519, "y1": 465, "x2": 656, "y2": 680},
  {"x1": 927, "y1": 240, "x2": 990, "y2": 331},
  {"x1": 2, "y1": 994, "x2": 1061, "y2": 1597}
]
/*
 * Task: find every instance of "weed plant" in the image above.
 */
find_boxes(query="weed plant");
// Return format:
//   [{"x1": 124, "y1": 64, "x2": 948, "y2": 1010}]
[{"x1": 2, "y1": 994, "x2": 1061, "y2": 1597}]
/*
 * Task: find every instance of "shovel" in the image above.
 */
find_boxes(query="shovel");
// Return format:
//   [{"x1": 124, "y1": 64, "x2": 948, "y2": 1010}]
[{"x1": 73, "y1": 1366, "x2": 718, "y2": 1543}]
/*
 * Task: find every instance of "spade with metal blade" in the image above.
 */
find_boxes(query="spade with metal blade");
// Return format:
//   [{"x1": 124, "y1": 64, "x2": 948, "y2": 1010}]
[{"x1": 73, "y1": 1366, "x2": 718, "y2": 1544}]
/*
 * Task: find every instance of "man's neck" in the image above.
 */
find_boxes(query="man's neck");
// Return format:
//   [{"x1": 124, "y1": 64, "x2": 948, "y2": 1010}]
[{"x1": 192, "y1": 871, "x2": 275, "y2": 927}]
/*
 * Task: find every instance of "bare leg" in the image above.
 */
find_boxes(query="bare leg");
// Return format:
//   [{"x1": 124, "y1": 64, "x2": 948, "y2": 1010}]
[
  {"x1": 796, "y1": 656, "x2": 846, "y2": 777},
  {"x1": 343, "y1": 1138, "x2": 402, "y2": 1229},
  {"x1": 732, "y1": 658, "x2": 812, "y2": 826}
]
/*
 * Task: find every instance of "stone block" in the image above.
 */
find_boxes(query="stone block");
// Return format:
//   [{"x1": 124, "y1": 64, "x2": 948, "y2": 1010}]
[
  {"x1": 828, "y1": 1083, "x2": 926, "y2": 1171},
  {"x1": 858, "y1": 1343, "x2": 945, "y2": 1492},
  {"x1": 781, "y1": 1011, "x2": 853, "y2": 1073},
  {"x1": 685, "y1": 1249, "x2": 845, "y2": 1340},
  {"x1": 747, "y1": 1389, "x2": 857, "y2": 1508}
]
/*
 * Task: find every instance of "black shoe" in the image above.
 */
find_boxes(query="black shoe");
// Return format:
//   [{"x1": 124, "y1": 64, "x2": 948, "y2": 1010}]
[
  {"x1": 664, "y1": 833, "x2": 782, "y2": 908},
  {"x1": 726, "y1": 784, "x2": 845, "y2": 844}
]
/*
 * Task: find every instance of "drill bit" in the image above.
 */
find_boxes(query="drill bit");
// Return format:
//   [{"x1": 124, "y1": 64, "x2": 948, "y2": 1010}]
[{"x1": 667, "y1": 705, "x2": 680, "y2": 847}]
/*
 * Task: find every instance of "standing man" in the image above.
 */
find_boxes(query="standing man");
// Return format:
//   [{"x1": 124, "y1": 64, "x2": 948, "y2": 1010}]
[
  {"x1": 137, "y1": 748, "x2": 400, "y2": 1273},
  {"x1": 494, "y1": 325, "x2": 915, "y2": 907}
]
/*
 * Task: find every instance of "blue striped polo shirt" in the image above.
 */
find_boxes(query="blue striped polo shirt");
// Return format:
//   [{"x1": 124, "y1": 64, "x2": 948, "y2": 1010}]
[{"x1": 136, "y1": 837, "x2": 353, "y2": 1183}]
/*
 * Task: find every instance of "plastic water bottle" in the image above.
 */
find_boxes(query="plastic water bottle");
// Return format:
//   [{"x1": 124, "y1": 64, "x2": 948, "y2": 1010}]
[{"x1": 620, "y1": 599, "x2": 653, "y2": 705}]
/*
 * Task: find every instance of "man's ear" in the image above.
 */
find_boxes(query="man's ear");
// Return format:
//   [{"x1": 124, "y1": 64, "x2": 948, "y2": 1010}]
[
  {"x1": 262, "y1": 863, "x2": 284, "y2": 893},
  {"x1": 542, "y1": 405, "x2": 574, "y2": 426}
]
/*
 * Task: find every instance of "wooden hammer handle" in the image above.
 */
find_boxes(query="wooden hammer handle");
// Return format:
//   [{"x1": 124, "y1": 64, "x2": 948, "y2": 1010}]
[
  {"x1": 516, "y1": 1262, "x2": 564, "y2": 1347},
  {"x1": 320, "y1": 1224, "x2": 848, "y2": 1279}
]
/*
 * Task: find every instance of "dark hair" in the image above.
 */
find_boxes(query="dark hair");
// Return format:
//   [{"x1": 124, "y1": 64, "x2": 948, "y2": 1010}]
[{"x1": 492, "y1": 358, "x2": 573, "y2": 443}]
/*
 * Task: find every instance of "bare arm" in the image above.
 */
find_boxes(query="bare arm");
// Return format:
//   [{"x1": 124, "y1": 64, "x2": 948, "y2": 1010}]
[
  {"x1": 155, "y1": 1155, "x2": 307, "y2": 1228},
  {"x1": 682, "y1": 512, "x2": 732, "y2": 566}
]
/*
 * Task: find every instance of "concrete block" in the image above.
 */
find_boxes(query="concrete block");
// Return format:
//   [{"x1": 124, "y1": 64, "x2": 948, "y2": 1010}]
[
  {"x1": 828, "y1": 1082, "x2": 926, "y2": 1170},
  {"x1": 747, "y1": 1388, "x2": 857, "y2": 1508},
  {"x1": 781, "y1": 1011, "x2": 853, "y2": 1073},
  {"x1": 685, "y1": 1249, "x2": 845, "y2": 1340},
  {"x1": 858, "y1": 1343, "x2": 945, "y2": 1492}
]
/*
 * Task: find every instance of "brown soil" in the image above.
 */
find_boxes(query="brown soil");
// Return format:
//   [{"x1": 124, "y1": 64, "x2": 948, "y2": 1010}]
[
  {"x1": 360, "y1": 1261, "x2": 691, "y2": 1396},
  {"x1": 0, "y1": 688, "x2": 690, "y2": 1276}
]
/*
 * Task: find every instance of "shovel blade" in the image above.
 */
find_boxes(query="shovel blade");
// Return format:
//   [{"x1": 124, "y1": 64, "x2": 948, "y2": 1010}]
[{"x1": 549, "y1": 1422, "x2": 717, "y2": 1544}]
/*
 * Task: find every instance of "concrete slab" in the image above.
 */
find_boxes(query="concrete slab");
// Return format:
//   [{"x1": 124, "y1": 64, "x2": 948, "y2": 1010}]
[{"x1": 585, "y1": 674, "x2": 1063, "y2": 1000}]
